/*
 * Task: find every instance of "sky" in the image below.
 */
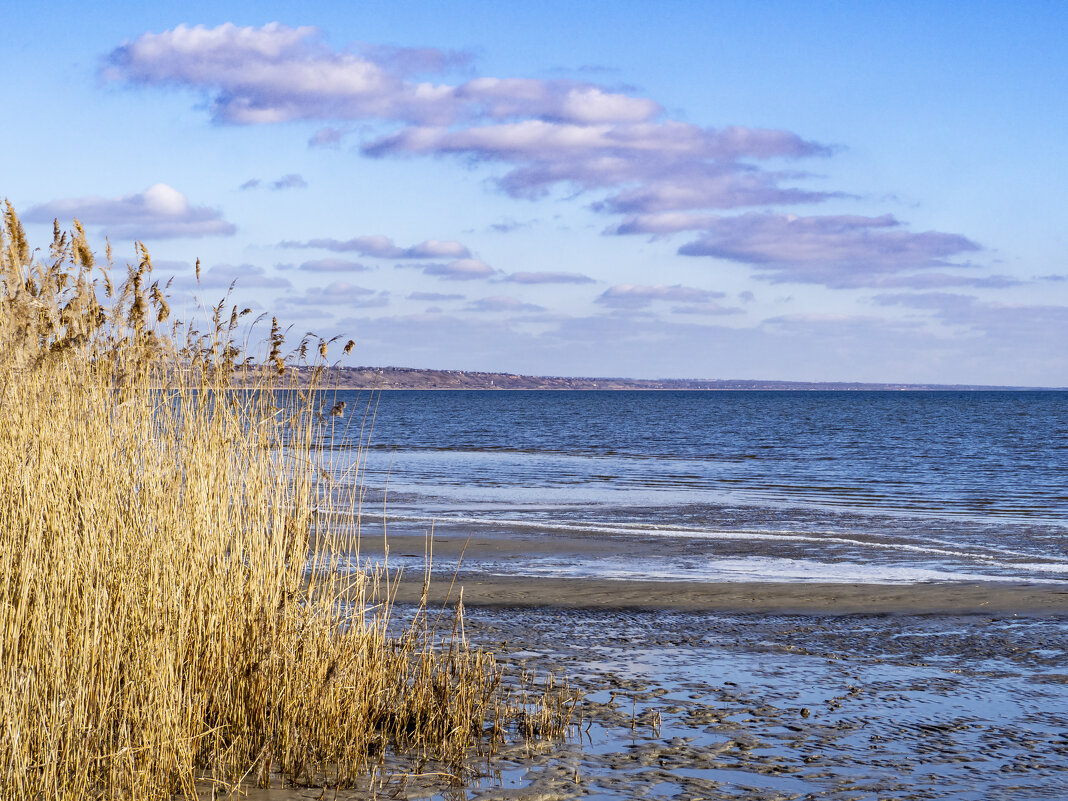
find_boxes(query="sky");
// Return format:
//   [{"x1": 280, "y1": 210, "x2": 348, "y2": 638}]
[{"x1": 3, "y1": 1, "x2": 1067, "y2": 385}]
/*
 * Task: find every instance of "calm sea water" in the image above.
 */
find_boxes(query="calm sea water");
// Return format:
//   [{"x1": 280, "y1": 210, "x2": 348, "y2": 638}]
[{"x1": 317, "y1": 390, "x2": 1068, "y2": 584}]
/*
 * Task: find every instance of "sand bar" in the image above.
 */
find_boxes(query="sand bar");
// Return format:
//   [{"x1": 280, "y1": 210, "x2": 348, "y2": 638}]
[
  {"x1": 350, "y1": 531, "x2": 1068, "y2": 615},
  {"x1": 385, "y1": 573, "x2": 1068, "y2": 615}
]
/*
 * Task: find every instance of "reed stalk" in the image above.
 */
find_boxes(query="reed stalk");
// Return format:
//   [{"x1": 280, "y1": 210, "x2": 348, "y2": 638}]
[{"x1": 0, "y1": 203, "x2": 570, "y2": 799}]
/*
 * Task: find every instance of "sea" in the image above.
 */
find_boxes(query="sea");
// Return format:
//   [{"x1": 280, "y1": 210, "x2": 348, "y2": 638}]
[
  {"x1": 316, "y1": 389, "x2": 1068, "y2": 586},
  {"x1": 307, "y1": 389, "x2": 1068, "y2": 798}
]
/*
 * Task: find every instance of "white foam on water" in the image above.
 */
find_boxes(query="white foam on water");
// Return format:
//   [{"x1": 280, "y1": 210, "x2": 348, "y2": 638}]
[
  {"x1": 377, "y1": 512, "x2": 1068, "y2": 575},
  {"x1": 339, "y1": 552, "x2": 1062, "y2": 585}
]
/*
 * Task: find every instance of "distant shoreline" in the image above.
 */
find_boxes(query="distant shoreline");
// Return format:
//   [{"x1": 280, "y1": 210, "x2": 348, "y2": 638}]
[{"x1": 317, "y1": 366, "x2": 1064, "y2": 392}]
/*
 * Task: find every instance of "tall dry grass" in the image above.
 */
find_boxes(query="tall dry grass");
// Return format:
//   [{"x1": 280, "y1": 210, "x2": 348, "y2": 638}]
[{"x1": 0, "y1": 203, "x2": 571, "y2": 799}]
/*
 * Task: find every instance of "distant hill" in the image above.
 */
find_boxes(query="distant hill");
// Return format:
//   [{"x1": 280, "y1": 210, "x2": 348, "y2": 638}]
[{"x1": 316, "y1": 366, "x2": 1061, "y2": 391}]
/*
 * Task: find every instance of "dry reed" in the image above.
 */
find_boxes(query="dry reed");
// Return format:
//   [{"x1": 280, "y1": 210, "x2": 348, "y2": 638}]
[{"x1": 0, "y1": 203, "x2": 572, "y2": 799}]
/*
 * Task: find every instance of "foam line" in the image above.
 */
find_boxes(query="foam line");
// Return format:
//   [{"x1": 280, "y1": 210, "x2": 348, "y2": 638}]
[{"x1": 374, "y1": 512, "x2": 1068, "y2": 571}]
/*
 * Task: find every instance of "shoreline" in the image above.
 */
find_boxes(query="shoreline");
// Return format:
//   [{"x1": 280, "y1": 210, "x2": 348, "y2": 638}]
[
  {"x1": 385, "y1": 573, "x2": 1068, "y2": 615},
  {"x1": 351, "y1": 531, "x2": 1068, "y2": 615},
  {"x1": 287, "y1": 365, "x2": 1066, "y2": 392}
]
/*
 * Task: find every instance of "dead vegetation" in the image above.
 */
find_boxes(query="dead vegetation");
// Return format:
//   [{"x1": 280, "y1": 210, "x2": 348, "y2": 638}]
[{"x1": 0, "y1": 202, "x2": 573, "y2": 799}]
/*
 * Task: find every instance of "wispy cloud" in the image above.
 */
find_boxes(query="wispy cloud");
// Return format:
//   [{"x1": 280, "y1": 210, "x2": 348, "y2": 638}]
[
  {"x1": 487, "y1": 218, "x2": 533, "y2": 233},
  {"x1": 270, "y1": 173, "x2": 307, "y2": 190},
  {"x1": 863, "y1": 273, "x2": 1021, "y2": 290},
  {"x1": 609, "y1": 212, "x2": 724, "y2": 235},
  {"x1": 241, "y1": 174, "x2": 308, "y2": 191},
  {"x1": 467, "y1": 295, "x2": 545, "y2": 312},
  {"x1": 280, "y1": 234, "x2": 471, "y2": 259},
  {"x1": 675, "y1": 213, "x2": 981, "y2": 288},
  {"x1": 171, "y1": 263, "x2": 290, "y2": 290},
  {"x1": 363, "y1": 121, "x2": 832, "y2": 213},
  {"x1": 595, "y1": 283, "x2": 726, "y2": 309},
  {"x1": 761, "y1": 312, "x2": 924, "y2": 341},
  {"x1": 505, "y1": 271, "x2": 595, "y2": 284},
  {"x1": 279, "y1": 281, "x2": 390, "y2": 308},
  {"x1": 308, "y1": 126, "x2": 347, "y2": 148},
  {"x1": 671, "y1": 302, "x2": 745, "y2": 316},
  {"x1": 298, "y1": 258, "x2": 371, "y2": 272},
  {"x1": 417, "y1": 258, "x2": 496, "y2": 280},
  {"x1": 408, "y1": 291, "x2": 465, "y2": 301},
  {"x1": 872, "y1": 291, "x2": 1068, "y2": 340},
  {"x1": 23, "y1": 183, "x2": 235, "y2": 239}
]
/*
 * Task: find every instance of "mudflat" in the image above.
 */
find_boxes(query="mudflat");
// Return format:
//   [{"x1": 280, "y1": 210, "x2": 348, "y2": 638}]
[
  {"x1": 386, "y1": 572, "x2": 1068, "y2": 614},
  {"x1": 363, "y1": 532, "x2": 1068, "y2": 615}
]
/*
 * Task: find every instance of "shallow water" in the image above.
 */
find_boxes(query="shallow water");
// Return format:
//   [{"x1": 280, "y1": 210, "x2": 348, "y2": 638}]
[
  {"x1": 289, "y1": 390, "x2": 1068, "y2": 798},
  {"x1": 222, "y1": 606, "x2": 1068, "y2": 800},
  {"x1": 433, "y1": 606, "x2": 1068, "y2": 800},
  {"x1": 315, "y1": 390, "x2": 1068, "y2": 584}
]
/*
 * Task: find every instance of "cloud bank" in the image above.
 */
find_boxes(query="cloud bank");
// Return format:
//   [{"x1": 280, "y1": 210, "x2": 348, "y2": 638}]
[
  {"x1": 104, "y1": 26, "x2": 833, "y2": 222},
  {"x1": 104, "y1": 23, "x2": 660, "y2": 126},
  {"x1": 675, "y1": 213, "x2": 981, "y2": 288},
  {"x1": 102, "y1": 23, "x2": 991, "y2": 291}
]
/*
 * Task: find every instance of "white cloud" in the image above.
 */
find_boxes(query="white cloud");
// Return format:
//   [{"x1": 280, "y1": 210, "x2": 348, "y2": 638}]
[
  {"x1": 103, "y1": 23, "x2": 994, "y2": 305},
  {"x1": 24, "y1": 183, "x2": 235, "y2": 239},
  {"x1": 104, "y1": 23, "x2": 660, "y2": 127},
  {"x1": 106, "y1": 23, "x2": 838, "y2": 227}
]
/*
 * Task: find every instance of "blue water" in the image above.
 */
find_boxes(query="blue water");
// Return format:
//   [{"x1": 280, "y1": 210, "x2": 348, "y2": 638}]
[{"x1": 316, "y1": 390, "x2": 1068, "y2": 584}]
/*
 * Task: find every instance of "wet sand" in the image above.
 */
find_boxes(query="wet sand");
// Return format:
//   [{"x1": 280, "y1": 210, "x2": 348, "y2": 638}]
[
  {"x1": 202, "y1": 599, "x2": 1068, "y2": 800},
  {"x1": 237, "y1": 532, "x2": 1068, "y2": 799},
  {"x1": 385, "y1": 572, "x2": 1068, "y2": 615},
  {"x1": 367, "y1": 532, "x2": 1068, "y2": 615}
]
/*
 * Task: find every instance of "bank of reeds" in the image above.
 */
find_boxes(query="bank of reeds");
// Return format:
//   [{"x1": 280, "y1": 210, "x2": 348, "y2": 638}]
[{"x1": 0, "y1": 203, "x2": 571, "y2": 799}]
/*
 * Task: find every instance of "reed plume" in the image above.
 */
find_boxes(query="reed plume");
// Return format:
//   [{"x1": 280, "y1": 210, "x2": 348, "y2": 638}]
[{"x1": 0, "y1": 203, "x2": 571, "y2": 799}]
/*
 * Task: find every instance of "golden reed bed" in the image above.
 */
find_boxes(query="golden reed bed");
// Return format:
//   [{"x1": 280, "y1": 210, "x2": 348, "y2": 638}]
[{"x1": 0, "y1": 204, "x2": 572, "y2": 799}]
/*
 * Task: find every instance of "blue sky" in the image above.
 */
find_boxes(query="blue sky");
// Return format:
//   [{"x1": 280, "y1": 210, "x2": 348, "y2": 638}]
[{"x1": 3, "y1": 1, "x2": 1067, "y2": 384}]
